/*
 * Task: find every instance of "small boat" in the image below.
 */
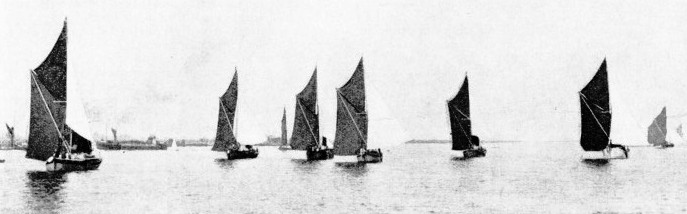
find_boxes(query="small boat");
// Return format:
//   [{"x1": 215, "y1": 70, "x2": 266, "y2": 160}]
[
  {"x1": 447, "y1": 75, "x2": 486, "y2": 159},
  {"x1": 290, "y1": 68, "x2": 333, "y2": 160},
  {"x1": 211, "y1": 69, "x2": 258, "y2": 160},
  {"x1": 677, "y1": 124, "x2": 685, "y2": 143},
  {"x1": 333, "y1": 58, "x2": 382, "y2": 163},
  {"x1": 578, "y1": 59, "x2": 629, "y2": 160},
  {"x1": 277, "y1": 108, "x2": 292, "y2": 150},
  {"x1": 648, "y1": 107, "x2": 674, "y2": 148},
  {"x1": 26, "y1": 20, "x2": 102, "y2": 171}
]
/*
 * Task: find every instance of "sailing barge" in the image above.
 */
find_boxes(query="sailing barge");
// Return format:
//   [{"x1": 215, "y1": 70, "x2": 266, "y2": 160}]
[
  {"x1": 333, "y1": 58, "x2": 382, "y2": 163},
  {"x1": 278, "y1": 108, "x2": 291, "y2": 150},
  {"x1": 648, "y1": 107, "x2": 675, "y2": 148},
  {"x1": 290, "y1": 68, "x2": 333, "y2": 160},
  {"x1": 578, "y1": 59, "x2": 629, "y2": 160},
  {"x1": 448, "y1": 75, "x2": 486, "y2": 159},
  {"x1": 211, "y1": 69, "x2": 258, "y2": 160},
  {"x1": 26, "y1": 20, "x2": 102, "y2": 171}
]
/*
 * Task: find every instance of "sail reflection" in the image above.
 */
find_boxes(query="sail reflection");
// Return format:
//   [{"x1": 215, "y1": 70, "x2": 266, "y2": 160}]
[
  {"x1": 213, "y1": 158, "x2": 235, "y2": 169},
  {"x1": 25, "y1": 171, "x2": 67, "y2": 213},
  {"x1": 334, "y1": 162, "x2": 368, "y2": 177}
]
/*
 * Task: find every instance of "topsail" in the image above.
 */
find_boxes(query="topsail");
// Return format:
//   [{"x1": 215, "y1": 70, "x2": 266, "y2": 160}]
[
  {"x1": 333, "y1": 58, "x2": 368, "y2": 155},
  {"x1": 579, "y1": 60, "x2": 612, "y2": 151},
  {"x1": 212, "y1": 70, "x2": 239, "y2": 151}
]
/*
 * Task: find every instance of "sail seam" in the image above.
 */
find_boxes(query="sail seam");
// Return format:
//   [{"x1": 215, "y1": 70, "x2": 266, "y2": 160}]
[
  {"x1": 297, "y1": 99, "x2": 319, "y2": 146},
  {"x1": 337, "y1": 89, "x2": 368, "y2": 148},
  {"x1": 579, "y1": 93, "x2": 610, "y2": 138}
]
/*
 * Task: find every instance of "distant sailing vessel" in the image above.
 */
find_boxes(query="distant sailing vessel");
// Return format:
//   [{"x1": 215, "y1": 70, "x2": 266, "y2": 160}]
[
  {"x1": 170, "y1": 139, "x2": 179, "y2": 151},
  {"x1": 2, "y1": 123, "x2": 23, "y2": 150},
  {"x1": 290, "y1": 68, "x2": 333, "y2": 160},
  {"x1": 578, "y1": 59, "x2": 629, "y2": 160},
  {"x1": 278, "y1": 108, "x2": 291, "y2": 150},
  {"x1": 26, "y1": 20, "x2": 102, "y2": 171},
  {"x1": 333, "y1": 58, "x2": 382, "y2": 163},
  {"x1": 648, "y1": 107, "x2": 674, "y2": 148},
  {"x1": 211, "y1": 69, "x2": 258, "y2": 159},
  {"x1": 678, "y1": 124, "x2": 685, "y2": 142},
  {"x1": 447, "y1": 75, "x2": 486, "y2": 159}
]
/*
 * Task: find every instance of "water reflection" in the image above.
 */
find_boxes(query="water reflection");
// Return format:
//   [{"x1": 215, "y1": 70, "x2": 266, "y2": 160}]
[
  {"x1": 214, "y1": 158, "x2": 235, "y2": 169},
  {"x1": 290, "y1": 159, "x2": 323, "y2": 174},
  {"x1": 25, "y1": 171, "x2": 67, "y2": 213},
  {"x1": 582, "y1": 159, "x2": 611, "y2": 167},
  {"x1": 334, "y1": 162, "x2": 368, "y2": 177}
]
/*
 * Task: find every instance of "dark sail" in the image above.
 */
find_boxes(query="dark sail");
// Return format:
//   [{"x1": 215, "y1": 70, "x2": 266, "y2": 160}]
[
  {"x1": 647, "y1": 107, "x2": 667, "y2": 146},
  {"x1": 65, "y1": 125, "x2": 93, "y2": 154},
  {"x1": 27, "y1": 22, "x2": 69, "y2": 161},
  {"x1": 334, "y1": 58, "x2": 368, "y2": 155},
  {"x1": 281, "y1": 108, "x2": 287, "y2": 146},
  {"x1": 448, "y1": 76, "x2": 473, "y2": 150},
  {"x1": 290, "y1": 69, "x2": 320, "y2": 150},
  {"x1": 212, "y1": 70, "x2": 239, "y2": 151},
  {"x1": 579, "y1": 59, "x2": 611, "y2": 151}
]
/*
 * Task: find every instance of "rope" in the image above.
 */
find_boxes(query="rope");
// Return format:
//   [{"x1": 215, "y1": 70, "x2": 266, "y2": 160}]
[
  {"x1": 336, "y1": 89, "x2": 368, "y2": 148},
  {"x1": 579, "y1": 92, "x2": 610, "y2": 138},
  {"x1": 297, "y1": 99, "x2": 320, "y2": 146},
  {"x1": 30, "y1": 70, "x2": 70, "y2": 154}
]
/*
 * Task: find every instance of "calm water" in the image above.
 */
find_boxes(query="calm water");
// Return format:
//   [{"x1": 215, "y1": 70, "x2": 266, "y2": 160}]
[{"x1": 1, "y1": 142, "x2": 686, "y2": 213}]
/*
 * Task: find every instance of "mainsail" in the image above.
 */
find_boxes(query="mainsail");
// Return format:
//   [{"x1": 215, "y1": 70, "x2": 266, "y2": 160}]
[
  {"x1": 579, "y1": 59, "x2": 611, "y2": 151},
  {"x1": 27, "y1": 20, "x2": 94, "y2": 161},
  {"x1": 334, "y1": 58, "x2": 368, "y2": 155},
  {"x1": 212, "y1": 70, "x2": 239, "y2": 151},
  {"x1": 281, "y1": 108, "x2": 287, "y2": 146},
  {"x1": 448, "y1": 76, "x2": 473, "y2": 150},
  {"x1": 648, "y1": 107, "x2": 667, "y2": 146},
  {"x1": 290, "y1": 69, "x2": 320, "y2": 150}
]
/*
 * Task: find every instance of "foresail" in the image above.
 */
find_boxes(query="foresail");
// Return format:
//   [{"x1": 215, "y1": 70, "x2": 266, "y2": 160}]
[
  {"x1": 448, "y1": 76, "x2": 473, "y2": 150},
  {"x1": 290, "y1": 69, "x2": 319, "y2": 150},
  {"x1": 579, "y1": 60, "x2": 611, "y2": 151},
  {"x1": 212, "y1": 70, "x2": 239, "y2": 151},
  {"x1": 647, "y1": 107, "x2": 667, "y2": 145},
  {"x1": 333, "y1": 90, "x2": 368, "y2": 155}
]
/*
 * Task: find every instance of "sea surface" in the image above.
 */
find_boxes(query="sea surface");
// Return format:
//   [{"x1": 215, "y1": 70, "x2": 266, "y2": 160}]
[{"x1": 1, "y1": 142, "x2": 686, "y2": 213}]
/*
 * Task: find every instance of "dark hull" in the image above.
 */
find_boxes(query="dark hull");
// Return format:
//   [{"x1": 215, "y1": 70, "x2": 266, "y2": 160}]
[
  {"x1": 456, "y1": 146, "x2": 486, "y2": 160},
  {"x1": 46, "y1": 157, "x2": 102, "y2": 171},
  {"x1": 227, "y1": 149, "x2": 259, "y2": 160},
  {"x1": 306, "y1": 148, "x2": 334, "y2": 161},
  {"x1": 97, "y1": 143, "x2": 167, "y2": 150},
  {"x1": 357, "y1": 148, "x2": 383, "y2": 163}
]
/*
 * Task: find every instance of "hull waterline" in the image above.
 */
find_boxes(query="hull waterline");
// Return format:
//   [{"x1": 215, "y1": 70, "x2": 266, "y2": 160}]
[{"x1": 46, "y1": 157, "x2": 102, "y2": 171}]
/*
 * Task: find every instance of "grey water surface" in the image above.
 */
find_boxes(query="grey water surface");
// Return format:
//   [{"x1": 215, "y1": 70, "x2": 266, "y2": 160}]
[{"x1": 1, "y1": 142, "x2": 686, "y2": 213}]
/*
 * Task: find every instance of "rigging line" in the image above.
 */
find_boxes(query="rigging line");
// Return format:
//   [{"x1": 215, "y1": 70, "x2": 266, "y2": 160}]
[
  {"x1": 336, "y1": 89, "x2": 368, "y2": 147},
  {"x1": 297, "y1": 99, "x2": 320, "y2": 146},
  {"x1": 30, "y1": 70, "x2": 70, "y2": 153},
  {"x1": 219, "y1": 99, "x2": 236, "y2": 138},
  {"x1": 448, "y1": 104, "x2": 473, "y2": 146},
  {"x1": 579, "y1": 92, "x2": 610, "y2": 138}
]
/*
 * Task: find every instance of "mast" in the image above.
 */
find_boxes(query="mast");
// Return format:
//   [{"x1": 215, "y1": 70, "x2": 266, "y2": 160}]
[
  {"x1": 289, "y1": 68, "x2": 320, "y2": 150},
  {"x1": 333, "y1": 58, "x2": 368, "y2": 155},
  {"x1": 212, "y1": 69, "x2": 239, "y2": 151},
  {"x1": 648, "y1": 107, "x2": 667, "y2": 146},
  {"x1": 448, "y1": 76, "x2": 473, "y2": 150},
  {"x1": 281, "y1": 108, "x2": 288, "y2": 146},
  {"x1": 579, "y1": 59, "x2": 612, "y2": 151}
]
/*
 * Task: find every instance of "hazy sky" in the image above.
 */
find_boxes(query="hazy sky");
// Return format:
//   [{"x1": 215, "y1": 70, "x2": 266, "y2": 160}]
[{"x1": 2, "y1": 0, "x2": 687, "y2": 146}]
